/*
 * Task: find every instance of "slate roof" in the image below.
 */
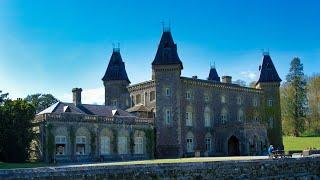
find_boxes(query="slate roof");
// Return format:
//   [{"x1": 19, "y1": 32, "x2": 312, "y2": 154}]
[
  {"x1": 126, "y1": 104, "x2": 150, "y2": 112},
  {"x1": 256, "y1": 54, "x2": 282, "y2": 84},
  {"x1": 102, "y1": 50, "x2": 130, "y2": 83},
  {"x1": 152, "y1": 31, "x2": 183, "y2": 69},
  {"x1": 207, "y1": 67, "x2": 220, "y2": 82},
  {"x1": 37, "y1": 101, "x2": 134, "y2": 117}
]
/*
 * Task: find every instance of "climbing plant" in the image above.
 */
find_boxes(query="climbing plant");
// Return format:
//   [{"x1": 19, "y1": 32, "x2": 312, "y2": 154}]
[
  {"x1": 112, "y1": 128, "x2": 117, "y2": 154},
  {"x1": 145, "y1": 128, "x2": 155, "y2": 158},
  {"x1": 46, "y1": 123, "x2": 54, "y2": 162},
  {"x1": 69, "y1": 126, "x2": 75, "y2": 159},
  {"x1": 90, "y1": 130, "x2": 96, "y2": 156},
  {"x1": 129, "y1": 131, "x2": 135, "y2": 154}
]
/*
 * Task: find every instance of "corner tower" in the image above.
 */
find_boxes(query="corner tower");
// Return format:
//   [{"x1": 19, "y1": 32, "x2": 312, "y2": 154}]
[
  {"x1": 256, "y1": 53, "x2": 283, "y2": 148},
  {"x1": 102, "y1": 48, "x2": 131, "y2": 109},
  {"x1": 152, "y1": 29, "x2": 183, "y2": 158}
]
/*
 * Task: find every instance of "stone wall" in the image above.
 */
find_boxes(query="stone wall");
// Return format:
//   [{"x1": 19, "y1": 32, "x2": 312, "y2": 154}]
[{"x1": 1, "y1": 157, "x2": 319, "y2": 179}]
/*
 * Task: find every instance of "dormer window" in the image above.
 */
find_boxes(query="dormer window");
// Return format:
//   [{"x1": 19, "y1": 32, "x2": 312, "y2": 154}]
[
  {"x1": 63, "y1": 106, "x2": 71, "y2": 113},
  {"x1": 112, "y1": 100, "x2": 118, "y2": 106}
]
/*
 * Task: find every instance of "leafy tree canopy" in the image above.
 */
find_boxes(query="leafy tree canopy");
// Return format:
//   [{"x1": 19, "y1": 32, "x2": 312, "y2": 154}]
[
  {"x1": 0, "y1": 90, "x2": 9, "y2": 104},
  {"x1": 0, "y1": 99, "x2": 36, "y2": 162},
  {"x1": 24, "y1": 94, "x2": 58, "y2": 113}
]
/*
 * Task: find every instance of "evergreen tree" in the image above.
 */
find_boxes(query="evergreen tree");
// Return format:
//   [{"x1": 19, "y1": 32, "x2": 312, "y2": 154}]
[
  {"x1": 285, "y1": 57, "x2": 308, "y2": 136},
  {"x1": 0, "y1": 90, "x2": 9, "y2": 105}
]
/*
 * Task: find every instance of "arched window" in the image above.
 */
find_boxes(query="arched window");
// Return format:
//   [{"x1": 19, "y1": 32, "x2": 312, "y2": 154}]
[
  {"x1": 186, "y1": 132, "x2": 194, "y2": 153},
  {"x1": 238, "y1": 109, "x2": 244, "y2": 122},
  {"x1": 205, "y1": 133, "x2": 212, "y2": 152},
  {"x1": 237, "y1": 96, "x2": 243, "y2": 105},
  {"x1": 204, "y1": 107, "x2": 211, "y2": 127},
  {"x1": 221, "y1": 108, "x2": 228, "y2": 123}
]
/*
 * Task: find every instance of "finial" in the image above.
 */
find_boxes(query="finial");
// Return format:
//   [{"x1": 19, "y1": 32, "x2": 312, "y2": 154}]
[
  {"x1": 112, "y1": 42, "x2": 120, "y2": 52},
  {"x1": 262, "y1": 48, "x2": 270, "y2": 56},
  {"x1": 161, "y1": 20, "x2": 171, "y2": 32}
]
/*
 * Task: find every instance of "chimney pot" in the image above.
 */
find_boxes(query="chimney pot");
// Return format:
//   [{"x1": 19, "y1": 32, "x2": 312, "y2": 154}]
[
  {"x1": 72, "y1": 88, "x2": 82, "y2": 106},
  {"x1": 222, "y1": 76, "x2": 232, "y2": 84}
]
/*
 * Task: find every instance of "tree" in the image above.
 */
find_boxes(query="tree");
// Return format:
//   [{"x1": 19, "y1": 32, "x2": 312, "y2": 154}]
[
  {"x1": 0, "y1": 90, "x2": 9, "y2": 105},
  {"x1": 249, "y1": 81, "x2": 257, "y2": 88},
  {"x1": 306, "y1": 74, "x2": 320, "y2": 134},
  {"x1": 0, "y1": 99, "x2": 36, "y2": 162},
  {"x1": 283, "y1": 57, "x2": 308, "y2": 136},
  {"x1": 24, "y1": 94, "x2": 58, "y2": 113},
  {"x1": 233, "y1": 79, "x2": 247, "y2": 87}
]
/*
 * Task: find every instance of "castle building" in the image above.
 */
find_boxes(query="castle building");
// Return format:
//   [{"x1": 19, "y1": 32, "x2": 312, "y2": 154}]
[{"x1": 35, "y1": 29, "x2": 282, "y2": 162}]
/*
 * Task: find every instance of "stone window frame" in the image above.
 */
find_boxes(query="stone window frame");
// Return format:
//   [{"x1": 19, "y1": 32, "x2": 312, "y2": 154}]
[
  {"x1": 55, "y1": 136, "x2": 67, "y2": 156},
  {"x1": 253, "y1": 96, "x2": 258, "y2": 107},
  {"x1": 186, "y1": 111, "x2": 193, "y2": 126},
  {"x1": 185, "y1": 90, "x2": 192, "y2": 100},
  {"x1": 117, "y1": 136, "x2": 128, "y2": 154},
  {"x1": 149, "y1": 91, "x2": 156, "y2": 102},
  {"x1": 100, "y1": 136, "x2": 111, "y2": 155},
  {"x1": 204, "y1": 107, "x2": 211, "y2": 127},
  {"x1": 165, "y1": 108, "x2": 172, "y2": 125},
  {"x1": 268, "y1": 99, "x2": 273, "y2": 107},
  {"x1": 269, "y1": 117, "x2": 274, "y2": 128},
  {"x1": 111, "y1": 99, "x2": 118, "y2": 106},
  {"x1": 186, "y1": 132, "x2": 194, "y2": 153},
  {"x1": 204, "y1": 93, "x2": 210, "y2": 102},
  {"x1": 165, "y1": 87, "x2": 171, "y2": 97},
  {"x1": 237, "y1": 96, "x2": 243, "y2": 105},
  {"x1": 238, "y1": 109, "x2": 244, "y2": 122},
  {"x1": 205, "y1": 135, "x2": 212, "y2": 152},
  {"x1": 136, "y1": 94, "x2": 142, "y2": 104},
  {"x1": 221, "y1": 95, "x2": 226, "y2": 103},
  {"x1": 220, "y1": 108, "x2": 228, "y2": 123},
  {"x1": 76, "y1": 136, "x2": 86, "y2": 155},
  {"x1": 134, "y1": 136, "x2": 144, "y2": 155}
]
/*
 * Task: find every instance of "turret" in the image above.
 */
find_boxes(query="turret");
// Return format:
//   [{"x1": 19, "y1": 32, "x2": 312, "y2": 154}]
[
  {"x1": 256, "y1": 52, "x2": 283, "y2": 149},
  {"x1": 102, "y1": 48, "x2": 130, "y2": 109},
  {"x1": 207, "y1": 66, "x2": 220, "y2": 82},
  {"x1": 152, "y1": 29, "x2": 183, "y2": 158}
]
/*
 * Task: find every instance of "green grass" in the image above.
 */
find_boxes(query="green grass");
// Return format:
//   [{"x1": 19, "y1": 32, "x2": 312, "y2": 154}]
[
  {"x1": 283, "y1": 136, "x2": 320, "y2": 151},
  {"x1": 0, "y1": 162, "x2": 50, "y2": 169}
]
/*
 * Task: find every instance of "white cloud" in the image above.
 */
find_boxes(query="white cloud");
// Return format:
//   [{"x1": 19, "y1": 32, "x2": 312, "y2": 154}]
[
  {"x1": 240, "y1": 71, "x2": 257, "y2": 80},
  {"x1": 62, "y1": 87, "x2": 104, "y2": 105}
]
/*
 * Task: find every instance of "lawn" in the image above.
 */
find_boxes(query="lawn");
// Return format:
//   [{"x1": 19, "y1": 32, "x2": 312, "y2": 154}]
[
  {"x1": 0, "y1": 162, "x2": 50, "y2": 169},
  {"x1": 283, "y1": 136, "x2": 320, "y2": 151}
]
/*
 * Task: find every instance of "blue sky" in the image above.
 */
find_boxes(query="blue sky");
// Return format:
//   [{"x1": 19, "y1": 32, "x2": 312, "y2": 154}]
[{"x1": 0, "y1": 0, "x2": 319, "y2": 104}]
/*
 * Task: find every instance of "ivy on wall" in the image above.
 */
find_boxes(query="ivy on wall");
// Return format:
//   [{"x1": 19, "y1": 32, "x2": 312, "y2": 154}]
[
  {"x1": 112, "y1": 128, "x2": 117, "y2": 154},
  {"x1": 69, "y1": 126, "x2": 75, "y2": 159},
  {"x1": 145, "y1": 128, "x2": 155, "y2": 158},
  {"x1": 90, "y1": 130, "x2": 96, "y2": 156},
  {"x1": 46, "y1": 123, "x2": 54, "y2": 162}
]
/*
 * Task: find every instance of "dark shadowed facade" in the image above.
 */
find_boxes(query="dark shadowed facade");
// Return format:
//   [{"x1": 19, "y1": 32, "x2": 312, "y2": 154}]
[{"x1": 35, "y1": 29, "x2": 282, "y2": 162}]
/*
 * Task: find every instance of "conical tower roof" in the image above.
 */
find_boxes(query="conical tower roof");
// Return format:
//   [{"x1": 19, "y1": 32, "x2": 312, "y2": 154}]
[
  {"x1": 102, "y1": 49, "x2": 130, "y2": 83},
  {"x1": 207, "y1": 66, "x2": 220, "y2": 82},
  {"x1": 256, "y1": 53, "x2": 281, "y2": 84},
  {"x1": 152, "y1": 30, "x2": 183, "y2": 69}
]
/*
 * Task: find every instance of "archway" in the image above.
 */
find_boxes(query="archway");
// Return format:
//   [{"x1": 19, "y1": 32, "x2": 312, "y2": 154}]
[{"x1": 228, "y1": 136, "x2": 240, "y2": 156}]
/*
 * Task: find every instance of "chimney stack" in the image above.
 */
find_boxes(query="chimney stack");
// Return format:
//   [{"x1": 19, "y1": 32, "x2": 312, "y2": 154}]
[
  {"x1": 222, "y1": 76, "x2": 232, "y2": 84},
  {"x1": 72, "y1": 88, "x2": 82, "y2": 106}
]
